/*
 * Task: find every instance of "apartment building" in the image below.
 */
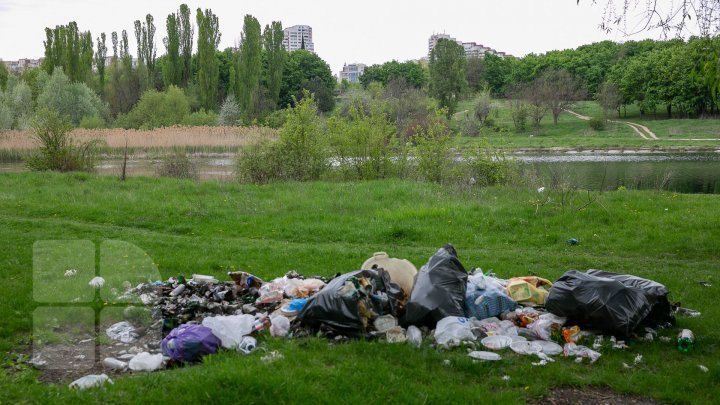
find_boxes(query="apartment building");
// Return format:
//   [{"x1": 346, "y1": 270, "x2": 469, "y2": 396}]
[
  {"x1": 283, "y1": 25, "x2": 315, "y2": 53},
  {"x1": 428, "y1": 33, "x2": 510, "y2": 59},
  {"x1": 2, "y1": 58, "x2": 43, "y2": 74},
  {"x1": 338, "y1": 62, "x2": 366, "y2": 83}
]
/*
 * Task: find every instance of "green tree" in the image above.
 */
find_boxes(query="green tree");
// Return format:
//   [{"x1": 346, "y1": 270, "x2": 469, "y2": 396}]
[
  {"x1": 280, "y1": 50, "x2": 335, "y2": 112},
  {"x1": 95, "y1": 33, "x2": 108, "y2": 95},
  {"x1": 0, "y1": 62, "x2": 8, "y2": 91},
  {"x1": 429, "y1": 39, "x2": 467, "y2": 115},
  {"x1": 465, "y1": 57, "x2": 486, "y2": 93},
  {"x1": 42, "y1": 22, "x2": 94, "y2": 84},
  {"x1": 105, "y1": 30, "x2": 140, "y2": 115},
  {"x1": 37, "y1": 68, "x2": 108, "y2": 125},
  {"x1": 118, "y1": 85, "x2": 190, "y2": 129},
  {"x1": 236, "y1": 15, "x2": 262, "y2": 121},
  {"x1": 360, "y1": 60, "x2": 426, "y2": 89},
  {"x1": 163, "y1": 10, "x2": 182, "y2": 87},
  {"x1": 134, "y1": 14, "x2": 157, "y2": 89},
  {"x1": 263, "y1": 21, "x2": 287, "y2": 109},
  {"x1": 179, "y1": 4, "x2": 194, "y2": 87},
  {"x1": 196, "y1": 8, "x2": 221, "y2": 111},
  {"x1": 596, "y1": 80, "x2": 622, "y2": 117}
]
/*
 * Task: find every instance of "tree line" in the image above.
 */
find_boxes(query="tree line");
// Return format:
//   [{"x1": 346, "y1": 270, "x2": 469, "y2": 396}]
[{"x1": 0, "y1": 3, "x2": 335, "y2": 130}]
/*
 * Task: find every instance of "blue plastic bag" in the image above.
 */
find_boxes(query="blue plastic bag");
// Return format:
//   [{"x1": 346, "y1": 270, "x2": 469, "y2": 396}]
[{"x1": 161, "y1": 324, "x2": 221, "y2": 363}]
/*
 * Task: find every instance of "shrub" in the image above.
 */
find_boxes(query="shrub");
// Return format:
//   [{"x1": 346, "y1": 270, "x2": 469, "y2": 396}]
[
  {"x1": 588, "y1": 117, "x2": 607, "y2": 131},
  {"x1": 510, "y1": 100, "x2": 529, "y2": 132},
  {"x1": 157, "y1": 152, "x2": 197, "y2": 179},
  {"x1": 474, "y1": 89, "x2": 493, "y2": 124},
  {"x1": 79, "y1": 115, "x2": 106, "y2": 129},
  {"x1": 462, "y1": 142, "x2": 518, "y2": 186},
  {"x1": 263, "y1": 108, "x2": 289, "y2": 129},
  {"x1": 218, "y1": 96, "x2": 242, "y2": 126},
  {"x1": 25, "y1": 109, "x2": 100, "y2": 172},
  {"x1": 412, "y1": 111, "x2": 453, "y2": 183},
  {"x1": 120, "y1": 85, "x2": 190, "y2": 129},
  {"x1": 181, "y1": 110, "x2": 218, "y2": 126},
  {"x1": 36, "y1": 68, "x2": 108, "y2": 125},
  {"x1": 461, "y1": 113, "x2": 482, "y2": 137},
  {"x1": 236, "y1": 140, "x2": 283, "y2": 184}
]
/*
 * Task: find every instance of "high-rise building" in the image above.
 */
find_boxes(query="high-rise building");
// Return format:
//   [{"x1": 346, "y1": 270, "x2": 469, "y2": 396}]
[
  {"x1": 428, "y1": 33, "x2": 510, "y2": 59},
  {"x1": 338, "y1": 63, "x2": 366, "y2": 83},
  {"x1": 283, "y1": 25, "x2": 314, "y2": 53}
]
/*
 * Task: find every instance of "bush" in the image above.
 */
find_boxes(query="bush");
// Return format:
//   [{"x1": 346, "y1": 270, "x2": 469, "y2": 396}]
[
  {"x1": 461, "y1": 114, "x2": 482, "y2": 137},
  {"x1": 236, "y1": 140, "x2": 283, "y2": 184},
  {"x1": 157, "y1": 152, "x2": 197, "y2": 179},
  {"x1": 588, "y1": 117, "x2": 607, "y2": 131},
  {"x1": 181, "y1": 110, "x2": 218, "y2": 127},
  {"x1": 25, "y1": 109, "x2": 100, "y2": 172},
  {"x1": 36, "y1": 68, "x2": 108, "y2": 125},
  {"x1": 263, "y1": 108, "x2": 289, "y2": 129},
  {"x1": 120, "y1": 85, "x2": 190, "y2": 129},
  {"x1": 474, "y1": 89, "x2": 493, "y2": 124},
  {"x1": 218, "y1": 96, "x2": 241, "y2": 126},
  {"x1": 412, "y1": 111, "x2": 453, "y2": 183},
  {"x1": 510, "y1": 100, "x2": 529, "y2": 132},
  {"x1": 462, "y1": 143, "x2": 518, "y2": 186},
  {"x1": 79, "y1": 115, "x2": 106, "y2": 129}
]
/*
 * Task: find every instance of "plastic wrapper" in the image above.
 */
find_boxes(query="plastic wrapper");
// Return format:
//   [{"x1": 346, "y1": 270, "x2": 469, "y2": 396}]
[
  {"x1": 526, "y1": 313, "x2": 566, "y2": 341},
  {"x1": 201, "y1": 314, "x2": 254, "y2": 349},
  {"x1": 128, "y1": 352, "x2": 164, "y2": 371},
  {"x1": 294, "y1": 268, "x2": 404, "y2": 337},
  {"x1": 270, "y1": 315, "x2": 291, "y2": 337},
  {"x1": 465, "y1": 275, "x2": 517, "y2": 320},
  {"x1": 407, "y1": 325, "x2": 422, "y2": 347},
  {"x1": 106, "y1": 321, "x2": 138, "y2": 344},
  {"x1": 546, "y1": 270, "x2": 675, "y2": 336},
  {"x1": 161, "y1": 324, "x2": 221, "y2": 363},
  {"x1": 434, "y1": 316, "x2": 476, "y2": 348},
  {"x1": 69, "y1": 374, "x2": 113, "y2": 390},
  {"x1": 563, "y1": 342, "x2": 601, "y2": 363},
  {"x1": 402, "y1": 245, "x2": 468, "y2": 327}
]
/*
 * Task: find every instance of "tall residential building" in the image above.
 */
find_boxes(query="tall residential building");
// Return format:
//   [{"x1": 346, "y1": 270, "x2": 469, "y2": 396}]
[
  {"x1": 338, "y1": 63, "x2": 366, "y2": 83},
  {"x1": 2, "y1": 58, "x2": 43, "y2": 74},
  {"x1": 428, "y1": 33, "x2": 510, "y2": 59},
  {"x1": 283, "y1": 25, "x2": 314, "y2": 53}
]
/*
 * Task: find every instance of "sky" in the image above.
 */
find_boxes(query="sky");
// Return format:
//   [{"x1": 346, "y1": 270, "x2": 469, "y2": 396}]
[{"x1": 0, "y1": 0, "x2": 664, "y2": 76}]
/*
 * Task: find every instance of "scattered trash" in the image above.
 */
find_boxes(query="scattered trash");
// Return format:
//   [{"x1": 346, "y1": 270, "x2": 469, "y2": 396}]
[
  {"x1": 362, "y1": 252, "x2": 418, "y2": 299},
  {"x1": 546, "y1": 270, "x2": 675, "y2": 336},
  {"x1": 533, "y1": 340, "x2": 563, "y2": 356},
  {"x1": 89, "y1": 276, "x2": 105, "y2": 289},
  {"x1": 406, "y1": 325, "x2": 422, "y2": 348},
  {"x1": 280, "y1": 299, "x2": 308, "y2": 317},
  {"x1": 29, "y1": 355, "x2": 47, "y2": 369},
  {"x1": 64, "y1": 269, "x2": 78, "y2": 277},
  {"x1": 566, "y1": 238, "x2": 579, "y2": 246},
  {"x1": 592, "y1": 336, "x2": 604, "y2": 350},
  {"x1": 610, "y1": 336, "x2": 627, "y2": 350},
  {"x1": 102, "y1": 358, "x2": 128, "y2": 370},
  {"x1": 403, "y1": 245, "x2": 468, "y2": 327},
  {"x1": 506, "y1": 277, "x2": 552, "y2": 305},
  {"x1": 537, "y1": 187, "x2": 545, "y2": 193},
  {"x1": 532, "y1": 360, "x2": 548, "y2": 366},
  {"x1": 465, "y1": 273, "x2": 518, "y2": 320},
  {"x1": 269, "y1": 315, "x2": 291, "y2": 338},
  {"x1": 69, "y1": 374, "x2": 113, "y2": 390},
  {"x1": 697, "y1": 281, "x2": 712, "y2": 288},
  {"x1": 238, "y1": 336, "x2": 257, "y2": 355},
  {"x1": 192, "y1": 274, "x2": 219, "y2": 284},
  {"x1": 468, "y1": 351, "x2": 501, "y2": 361},
  {"x1": 106, "y1": 322, "x2": 139, "y2": 344},
  {"x1": 386, "y1": 326, "x2": 408, "y2": 343},
  {"x1": 623, "y1": 362, "x2": 632, "y2": 369},
  {"x1": 435, "y1": 317, "x2": 476, "y2": 348},
  {"x1": 161, "y1": 324, "x2": 221, "y2": 363},
  {"x1": 562, "y1": 325, "x2": 581, "y2": 343},
  {"x1": 676, "y1": 307, "x2": 701, "y2": 318},
  {"x1": 442, "y1": 359, "x2": 451, "y2": 366},
  {"x1": 128, "y1": 352, "x2": 164, "y2": 372},
  {"x1": 699, "y1": 365, "x2": 709, "y2": 373},
  {"x1": 634, "y1": 354, "x2": 643, "y2": 365},
  {"x1": 526, "y1": 313, "x2": 565, "y2": 341},
  {"x1": 659, "y1": 336, "x2": 672, "y2": 343},
  {"x1": 201, "y1": 315, "x2": 254, "y2": 349},
  {"x1": 563, "y1": 343, "x2": 601, "y2": 363},
  {"x1": 481, "y1": 335, "x2": 513, "y2": 350},
  {"x1": 677, "y1": 329, "x2": 695, "y2": 353},
  {"x1": 374, "y1": 315, "x2": 398, "y2": 333},
  {"x1": 501, "y1": 375, "x2": 511, "y2": 381},
  {"x1": 509, "y1": 341, "x2": 542, "y2": 355},
  {"x1": 261, "y1": 351, "x2": 284, "y2": 364}
]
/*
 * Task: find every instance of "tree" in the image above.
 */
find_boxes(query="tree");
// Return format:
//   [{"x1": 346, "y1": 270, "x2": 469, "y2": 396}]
[
  {"x1": 429, "y1": 39, "x2": 467, "y2": 115},
  {"x1": 465, "y1": 57, "x2": 486, "y2": 93},
  {"x1": 37, "y1": 68, "x2": 108, "y2": 125},
  {"x1": 95, "y1": 33, "x2": 108, "y2": 95},
  {"x1": 360, "y1": 61, "x2": 426, "y2": 89},
  {"x1": 134, "y1": 14, "x2": 157, "y2": 89},
  {"x1": 218, "y1": 95, "x2": 241, "y2": 126},
  {"x1": 541, "y1": 69, "x2": 587, "y2": 124},
  {"x1": 42, "y1": 22, "x2": 94, "y2": 84},
  {"x1": 163, "y1": 10, "x2": 182, "y2": 87},
  {"x1": 178, "y1": 4, "x2": 194, "y2": 87},
  {"x1": 580, "y1": 0, "x2": 720, "y2": 36},
  {"x1": 597, "y1": 80, "x2": 622, "y2": 117},
  {"x1": 474, "y1": 87, "x2": 493, "y2": 124},
  {"x1": 263, "y1": 21, "x2": 287, "y2": 109},
  {"x1": 521, "y1": 76, "x2": 551, "y2": 135},
  {"x1": 118, "y1": 85, "x2": 190, "y2": 129},
  {"x1": 196, "y1": 8, "x2": 221, "y2": 111},
  {"x1": 105, "y1": 30, "x2": 141, "y2": 115},
  {"x1": 279, "y1": 50, "x2": 335, "y2": 112},
  {"x1": 0, "y1": 62, "x2": 8, "y2": 91},
  {"x1": 237, "y1": 15, "x2": 262, "y2": 121}
]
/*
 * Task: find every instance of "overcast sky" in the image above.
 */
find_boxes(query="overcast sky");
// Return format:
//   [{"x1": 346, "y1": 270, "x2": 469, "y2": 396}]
[{"x1": 0, "y1": 0, "x2": 663, "y2": 75}]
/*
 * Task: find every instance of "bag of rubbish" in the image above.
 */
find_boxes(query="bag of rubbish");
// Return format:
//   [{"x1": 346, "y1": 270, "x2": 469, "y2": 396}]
[
  {"x1": 434, "y1": 316, "x2": 476, "y2": 348},
  {"x1": 202, "y1": 314, "x2": 254, "y2": 349},
  {"x1": 465, "y1": 275, "x2": 517, "y2": 320},
  {"x1": 402, "y1": 245, "x2": 468, "y2": 327},
  {"x1": 526, "y1": 313, "x2": 566, "y2": 341},
  {"x1": 128, "y1": 352, "x2": 164, "y2": 372},
  {"x1": 270, "y1": 315, "x2": 291, "y2": 337},
  {"x1": 161, "y1": 324, "x2": 221, "y2": 363},
  {"x1": 295, "y1": 268, "x2": 404, "y2": 337},
  {"x1": 407, "y1": 325, "x2": 422, "y2": 347},
  {"x1": 546, "y1": 270, "x2": 674, "y2": 336},
  {"x1": 362, "y1": 252, "x2": 418, "y2": 299}
]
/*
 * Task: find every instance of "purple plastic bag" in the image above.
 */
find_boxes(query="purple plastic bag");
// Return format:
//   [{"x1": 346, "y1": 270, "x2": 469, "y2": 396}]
[{"x1": 161, "y1": 324, "x2": 221, "y2": 363}]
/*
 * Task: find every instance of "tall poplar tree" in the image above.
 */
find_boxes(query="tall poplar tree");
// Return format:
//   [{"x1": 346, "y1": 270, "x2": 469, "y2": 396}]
[
  {"x1": 263, "y1": 21, "x2": 286, "y2": 109},
  {"x1": 236, "y1": 15, "x2": 262, "y2": 120},
  {"x1": 196, "y1": 8, "x2": 220, "y2": 110}
]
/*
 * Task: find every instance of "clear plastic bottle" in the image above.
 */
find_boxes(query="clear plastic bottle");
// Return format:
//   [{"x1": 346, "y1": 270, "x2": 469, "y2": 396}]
[{"x1": 677, "y1": 329, "x2": 694, "y2": 353}]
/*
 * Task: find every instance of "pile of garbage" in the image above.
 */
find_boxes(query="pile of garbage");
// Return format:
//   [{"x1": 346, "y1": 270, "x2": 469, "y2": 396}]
[{"x1": 70, "y1": 244, "x2": 699, "y2": 390}]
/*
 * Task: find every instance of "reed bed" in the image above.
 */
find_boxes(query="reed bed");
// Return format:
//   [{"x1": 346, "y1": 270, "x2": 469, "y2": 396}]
[{"x1": 0, "y1": 126, "x2": 278, "y2": 151}]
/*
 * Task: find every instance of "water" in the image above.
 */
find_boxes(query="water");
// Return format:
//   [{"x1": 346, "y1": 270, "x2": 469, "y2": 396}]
[
  {"x1": 517, "y1": 153, "x2": 720, "y2": 194},
  {"x1": 1, "y1": 153, "x2": 719, "y2": 194}
]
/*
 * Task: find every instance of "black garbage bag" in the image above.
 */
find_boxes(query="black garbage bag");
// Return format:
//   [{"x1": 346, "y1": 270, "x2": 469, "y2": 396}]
[
  {"x1": 546, "y1": 269, "x2": 675, "y2": 336},
  {"x1": 401, "y1": 244, "x2": 468, "y2": 327},
  {"x1": 294, "y1": 268, "x2": 404, "y2": 337}
]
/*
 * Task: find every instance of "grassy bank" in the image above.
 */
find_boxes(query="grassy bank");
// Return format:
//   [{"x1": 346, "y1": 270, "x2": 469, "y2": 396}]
[
  {"x1": 454, "y1": 100, "x2": 720, "y2": 150},
  {"x1": 0, "y1": 173, "x2": 718, "y2": 403}
]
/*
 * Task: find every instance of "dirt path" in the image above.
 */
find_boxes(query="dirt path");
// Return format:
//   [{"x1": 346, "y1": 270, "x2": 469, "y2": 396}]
[{"x1": 565, "y1": 110, "x2": 658, "y2": 140}]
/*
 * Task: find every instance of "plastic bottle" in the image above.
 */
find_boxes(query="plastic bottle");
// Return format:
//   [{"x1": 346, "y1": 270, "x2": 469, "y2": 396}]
[{"x1": 677, "y1": 329, "x2": 694, "y2": 352}]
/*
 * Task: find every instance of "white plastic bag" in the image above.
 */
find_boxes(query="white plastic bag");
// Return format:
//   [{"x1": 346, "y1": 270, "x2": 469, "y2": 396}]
[
  {"x1": 106, "y1": 321, "x2": 138, "y2": 344},
  {"x1": 202, "y1": 314, "x2": 254, "y2": 349},
  {"x1": 434, "y1": 317, "x2": 476, "y2": 348},
  {"x1": 69, "y1": 374, "x2": 113, "y2": 390},
  {"x1": 128, "y1": 352, "x2": 164, "y2": 371},
  {"x1": 527, "y1": 313, "x2": 566, "y2": 341},
  {"x1": 269, "y1": 315, "x2": 291, "y2": 338},
  {"x1": 407, "y1": 325, "x2": 422, "y2": 347}
]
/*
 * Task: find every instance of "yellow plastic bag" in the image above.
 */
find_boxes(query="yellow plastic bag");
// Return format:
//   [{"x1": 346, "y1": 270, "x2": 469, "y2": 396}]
[{"x1": 506, "y1": 277, "x2": 553, "y2": 305}]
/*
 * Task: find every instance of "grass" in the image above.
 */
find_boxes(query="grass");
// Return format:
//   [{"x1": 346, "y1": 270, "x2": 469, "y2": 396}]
[
  {"x1": 454, "y1": 99, "x2": 720, "y2": 150},
  {"x1": 0, "y1": 172, "x2": 718, "y2": 403}
]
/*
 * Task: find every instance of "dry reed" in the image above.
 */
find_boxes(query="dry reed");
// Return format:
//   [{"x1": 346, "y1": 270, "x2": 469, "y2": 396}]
[{"x1": 0, "y1": 126, "x2": 278, "y2": 150}]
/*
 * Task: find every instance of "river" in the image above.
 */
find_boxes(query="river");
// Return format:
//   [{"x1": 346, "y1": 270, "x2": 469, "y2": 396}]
[{"x1": 1, "y1": 152, "x2": 719, "y2": 194}]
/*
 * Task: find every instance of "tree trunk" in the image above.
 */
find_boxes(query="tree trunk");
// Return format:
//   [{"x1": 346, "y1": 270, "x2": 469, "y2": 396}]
[{"x1": 667, "y1": 104, "x2": 672, "y2": 118}]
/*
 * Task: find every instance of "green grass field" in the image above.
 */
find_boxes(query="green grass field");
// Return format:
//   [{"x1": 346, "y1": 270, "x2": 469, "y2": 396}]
[
  {"x1": 0, "y1": 172, "x2": 718, "y2": 403},
  {"x1": 454, "y1": 99, "x2": 720, "y2": 150}
]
